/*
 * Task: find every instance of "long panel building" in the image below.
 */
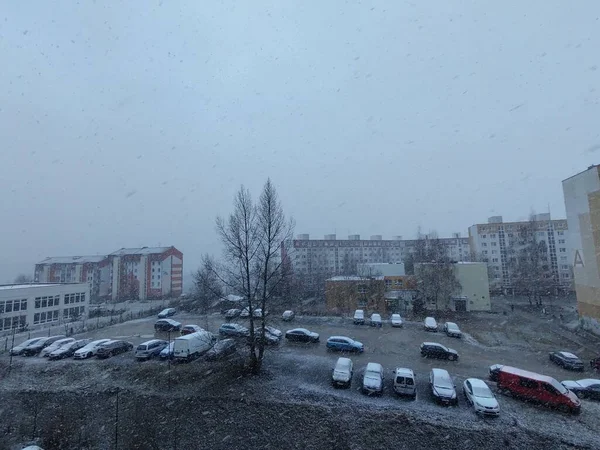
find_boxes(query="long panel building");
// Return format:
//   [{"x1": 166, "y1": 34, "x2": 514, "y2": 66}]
[
  {"x1": 34, "y1": 246, "x2": 183, "y2": 302},
  {"x1": 283, "y1": 233, "x2": 471, "y2": 277}
]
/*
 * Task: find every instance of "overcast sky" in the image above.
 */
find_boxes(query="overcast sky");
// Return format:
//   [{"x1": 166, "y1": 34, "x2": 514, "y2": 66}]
[{"x1": 1, "y1": 1, "x2": 599, "y2": 285}]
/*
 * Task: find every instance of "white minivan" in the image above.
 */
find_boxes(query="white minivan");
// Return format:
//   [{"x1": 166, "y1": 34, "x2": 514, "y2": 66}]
[
  {"x1": 393, "y1": 367, "x2": 417, "y2": 398},
  {"x1": 173, "y1": 331, "x2": 215, "y2": 361},
  {"x1": 353, "y1": 309, "x2": 365, "y2": 325},
  {"x1": 331, "y1": 357, "x2": 353, "y2": 388}
]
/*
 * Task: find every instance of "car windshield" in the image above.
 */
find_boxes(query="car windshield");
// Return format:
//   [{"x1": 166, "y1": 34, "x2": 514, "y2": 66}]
[{"x1": 472, "y1": 386, "x2": 493, "y2": 398}]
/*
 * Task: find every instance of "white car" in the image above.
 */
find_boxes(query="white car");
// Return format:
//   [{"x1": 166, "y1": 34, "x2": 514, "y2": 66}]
[
  {"x1": 332, "y1": 357, "x2": 353, "y2": 388},
  {"x1": 462, "y1": 378, "x2": 500, "y2": 416},
  {"x1": 393, "y1": 367, "x2": 416, "y2": 398},
  {"x1": 264, "y1": 326, "x2": 282, "y2": 338},
  {"x1": 424, "y1": 317, "x2": 438, "y2": 332},
  {"x1": 40, "y1": 338, "x2": 76, "y2": 357},
  {"x1": 74, "y1": 339, "x2": 112, "y2": 359},
  {"x1": 391, "y1": 314, "x2": 403, "y2": 327}
]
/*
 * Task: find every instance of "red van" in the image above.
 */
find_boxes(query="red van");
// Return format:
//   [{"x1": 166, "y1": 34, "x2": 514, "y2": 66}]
[{"x1": 496, "y1": 366, "x2": 581, "y2": 414}]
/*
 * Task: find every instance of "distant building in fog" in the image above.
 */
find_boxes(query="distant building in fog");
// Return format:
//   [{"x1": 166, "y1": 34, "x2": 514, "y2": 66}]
[{"x1": 35, "y1": 246, "x2": 183, "y2": 301}]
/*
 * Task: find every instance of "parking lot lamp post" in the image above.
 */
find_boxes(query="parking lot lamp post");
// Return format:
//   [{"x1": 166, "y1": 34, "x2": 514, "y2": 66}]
[
  {"x1": 8, "y1": 324, "x2": 16, "y2": 371},
  {"x1": 168, "y1": 329, "x2": 171, "y2": 389}
]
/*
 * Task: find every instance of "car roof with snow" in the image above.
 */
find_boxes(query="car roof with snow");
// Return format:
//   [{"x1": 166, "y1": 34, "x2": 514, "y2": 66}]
[
  {"x1": 446, "y1": 322, "x2": 459, "y2": 329},
  {"x1": 558, "y1": 351, "x2": 579, "y2": 359},
  {"x1": 466, "y1": 378, "x2": 488, "y2": 389},
  {"x1": 394, "y1": 367, "x2": 414, "y2": 376},
  {"x1": 566, "y1": 378, "x2": 600, "y2": 387},
  {"x1": 366, "y1": 362, "x2": 383, "y2": 372},
  {"x1": 157, "y1": 318, "x2": 180, "y2": 325},
  {"x1": 391, "y1": 314, "x2": 401, "y2": 318},
  {"x1": 335, "y1": 357, "x2": 352, "y2": 369},
  {"x1": 425, "y1": 317, "x2": 436, "y2": 323},
  {"x1": 289, "y1": 328, "x2": 310, "y2": 333},
  {"x1": 431, "y1": 368, "x2": 453, "y2": 385},
  {"x1": 328, "y1": 335, "x2": 352, "y2": 341},
  {"x1": 422, "y1": 342, "x2": 444, "y2": 347}
]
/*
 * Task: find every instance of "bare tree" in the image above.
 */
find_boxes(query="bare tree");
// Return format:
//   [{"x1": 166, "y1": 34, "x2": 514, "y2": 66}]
[
  {"x1": 214, "y1": 179, "x2": 293, "y2": 374},
  {"x1": 507, "y1": 216, "x2": 556, "y2": 306},
  {"x1": 412, "y1": 232, "x2": 461, "y2": 311},
  {"x1": 192, "y1": 255, "x2": 224, "y2": 314},
  {"x1": 14, "y1": 274, "x2": 32, "y2": 284}
]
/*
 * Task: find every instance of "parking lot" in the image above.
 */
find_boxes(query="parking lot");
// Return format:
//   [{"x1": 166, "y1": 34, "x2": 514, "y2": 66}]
[{"x1": 4, "y1": 308, "x2": 600, "y2": 448}]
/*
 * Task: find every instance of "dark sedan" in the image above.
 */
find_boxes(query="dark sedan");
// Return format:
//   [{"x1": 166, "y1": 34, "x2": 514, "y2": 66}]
[
  {"x1": 48, "y1": 339, "x2": 91, "y2": 360},
  {"x1": 96, "y1": 340, "x2": 134, "y2": 359},
  {"x1": 284, "y1": 328, "x2": 320, "y2": 343},
  {"x1": 205, "y1": 339, "x2": 236, "y2": 361},
  {"x1": 549, "y1": 351, "x2": 585, "y2": 371},
  {"x1": 562, "y1": 379, "x2": 600, "y2": 400},
  {"x1": 21, "y1": 335, "x2": 66, "y2": 356},
  {"x1": 154, "y1": 319, "x2": 182, "y2": 332}
]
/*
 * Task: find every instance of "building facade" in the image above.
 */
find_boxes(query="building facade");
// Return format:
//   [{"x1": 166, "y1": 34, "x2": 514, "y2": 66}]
[
  {"x1": 283, "y1": 233, "x2": 471, "y2": 277},
  {"x1": 562, "y1": 165, "x2": 600, "y2": 327},
  {"x1": 0, "y1": 283, "x2": 89, "y2": 332},
  {"x1": 34, "y1": 246, "x2": 183, "y2": 302},
  {"x1": 468, "y1": 215, "x2": 571, "y2": 292},
  {"x1": 325, "y1": 275, "x2": 417, "y2": 315}
]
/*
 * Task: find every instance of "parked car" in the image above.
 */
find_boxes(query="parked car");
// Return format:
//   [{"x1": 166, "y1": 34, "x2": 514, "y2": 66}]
[
  {"x1": 181, "y1": 324, "x2": 204, "y2": 336},
  {"x1": 495, "y1": 365, "x2": 581, "y2": 414},
  {"x1": 561, "y1": 379, "x2": 600, "y2": 400},
  {"x1": 219, "y1": 323, "x2": 250, "y2": 337},
  {"x1": 326, "y1": 336, "x2": 364, "y2": 353},
  {"x1": 135, "y1": 339, "x2": 168, "y2": 360},
  {"x1": 96, "y1": 340, "x2": 134, "y2": 359},
  {"x1": 429, "y1": 368, "x2": 458, "y2": 405},
  {"x1": 250, "y1": 328, "x2": 280, "y2": 345},
  {"x1": 48, "y1": 339, "x2": 91, "y2": 360},
  {"x1": 362, "y1": 362, "x2": 384, "y2": 395},
  {"x1": 74, "y1": 339, "x2": 112, "y2": 359},
  {"x1": 332, "y1": 357, "x2": 353, "y2": 388},
  {"x1": 390, "y1": 314, "x2": 403, "y2": 328},
  {"x1": 240, "y1": 307, "x2": 251, "y2": 318},
  {"x1": 159, "y1": 341, "x2": 175, "y2": 360},
  {"x1": 549, "y1": 351, "x2": 585, "y2": 371},
  {"x1": 424, "y1": 317, "x2": 438, "y2": 332},
  {"x1": 154, "y1": 319, "x2": 182, "y2": 332},
  {"x1": 353, "y1": 309, "x2": 365, "y2": 325},
  {"x1": 40, "y1": 338, "x2": 76, "y2": 357},
  {"x1": 22, "y1": 335, "x2": 66, "y2": 356},
  {"x1": 205, "y1": 338, "x2": 237, "y2": 361},
  {"x1": 265, "y1": 326, "x2": 282, "y2": 338},
  {"x1": 285, "y1": 328, "x2": 320, "y2": 343},
  {"x1": 489, "y1": 364, "x2": 504, "y2": 382},
  {"x1": 443, "y1": 322, "x2": 462, "y2": 338},
  {"x1": 174, "y1": 331, "x2": 215, "y2": 361},
  {"x1": 225, "y1": 309, "x2": 241, "y2": 319},
  {"x1": 253, "y1": 308, "x2": 267, "y2": 317},
  {"x1": 370, "y1": 313, "x2": 382, "y2": 328},
  {"x1": 10, "y1": 337, "x2": 45, "y2": 356},
  {"x1": 463, "y1": 378, "x2": 500, "y2": 416},
  {"x1": 282, "y1": 310, "x2": 295, "y2": 321},
  {"x1": 393, "y1": 367, "x2": 417, "y2": 398},
  {"x1": 591, "y1": 357, "x2": 600, "y2": 372},
  {"x1": 157, "y1": 308, "x2": 176, "y2": 318},
  {"x1": 420, "y1": 342, "x2": 459, "y2": 361}
]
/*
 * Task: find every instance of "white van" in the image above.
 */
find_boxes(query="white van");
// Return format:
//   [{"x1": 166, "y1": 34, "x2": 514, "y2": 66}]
[
  {"x1": 173, "y1": 331, "x2": 215, "y2": 361},
  {"x1": 331, "y1": 357, "x2": 353, "y2": 388},
  {"x1": 393, "y1": 367, "x2": 417, "y2": 398},
  {"x1": 353, "y1": 309, "x2": 365, "y2": 325}
]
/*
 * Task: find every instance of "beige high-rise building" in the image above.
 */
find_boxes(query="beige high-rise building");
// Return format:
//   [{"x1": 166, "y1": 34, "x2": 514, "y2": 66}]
[{"x1": 562, "y1": 165, "x2": 600, "y2": 328}]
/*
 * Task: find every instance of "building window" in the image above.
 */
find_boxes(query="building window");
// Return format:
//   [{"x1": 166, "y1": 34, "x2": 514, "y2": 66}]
[
  {"x1": 558, "y1": 239, "x2": 565, "y2": 244},
  {"x1": 490, "y1": 234, "x2": 496, "y2": 238},
  {"x1": 483, "y1": 250, "x2": 488, "y2": 255},
  {"x1": 491, "y1": 250, "x2": 497, "y2": 254},
  {"x1": 559, "y1": 248, "x2": 566, "y2": 253},
  {"x1": 482, "y1": 235, "x2": 487, "y2": 238},
  {"x1": 560, "y1": 256, "x2": 567, "y2": 261},
  {"x1": 492, "y1": 258, "x2": 499, "y2": 262},
  {"x1": 482, "y1": 243, "x2": 487, "y2": 247},
  {"x1": 558, "y1": 231, "x2": 564, "y2": 235},
  {"x1": 491, "y1": 242, "x2": 497, "y2": 246}
]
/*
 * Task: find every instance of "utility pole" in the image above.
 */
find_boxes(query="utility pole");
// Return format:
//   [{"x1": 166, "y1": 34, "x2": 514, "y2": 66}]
[
  {"x1": 8, "y1": 324, "x2": 16, "y2": 371},
  {"x1": 114, "y1": 387, "x2": 120, "y2": 450},
  {"x1": 167, "y1": 329, "x2": 172, "y2": 390}
]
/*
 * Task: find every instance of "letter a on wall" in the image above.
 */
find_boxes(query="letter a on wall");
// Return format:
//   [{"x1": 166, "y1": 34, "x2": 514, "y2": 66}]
[{"x1": 574, "y1": 250, "x2": 585, "y2": 268}]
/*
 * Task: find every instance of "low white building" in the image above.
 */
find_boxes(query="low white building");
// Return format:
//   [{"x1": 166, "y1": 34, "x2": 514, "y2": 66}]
[{"x1": 0, "y1": 283, "x2": 89, "y2": 332}]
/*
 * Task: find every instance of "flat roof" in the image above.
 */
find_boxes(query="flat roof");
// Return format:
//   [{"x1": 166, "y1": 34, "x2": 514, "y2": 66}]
[
  {"x1": 38, "y1": 255, "x2": 107, "y2": 264},
  {"x1": 109, "y1": 247, "x2": 173, "y2": 256},
  {"x1": 0, "y1": 283, "x2": 63, "y2": 291},
  {"x1": 499, "y1": 366, "x2": 555, "y2": 383},
  {"x1": 562, "y1": 165, "x2": 599, "y2": 183}
]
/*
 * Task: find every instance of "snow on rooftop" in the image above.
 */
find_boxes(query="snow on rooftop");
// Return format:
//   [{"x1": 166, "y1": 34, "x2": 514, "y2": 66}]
[
  {"x1": 38, "y1": 255, "x2": 107, "y2": 264},
  {"x1": 0, "y1": 283, "x2": 62, "y2": 290},
  {"x1": 109, "y1": 247, "x2": 173, "y2": 256}
]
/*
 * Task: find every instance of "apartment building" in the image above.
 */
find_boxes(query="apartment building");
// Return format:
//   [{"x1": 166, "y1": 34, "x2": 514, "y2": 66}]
[
  {"x1": 0, "y1": 283, "x2": 89, "y2": 332},
  {"x1": 34, "y1": 246, "x2": 183, "y2": 302},
  {"x1": 468, "y1": 215, "x2": 571, "y2": 292},
  {"x1": 283, "y1": 233, "x2": 471, "y2": 277},
  {"x1": 562, "y1": 165, "x2": 600, "y2": 327}
]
